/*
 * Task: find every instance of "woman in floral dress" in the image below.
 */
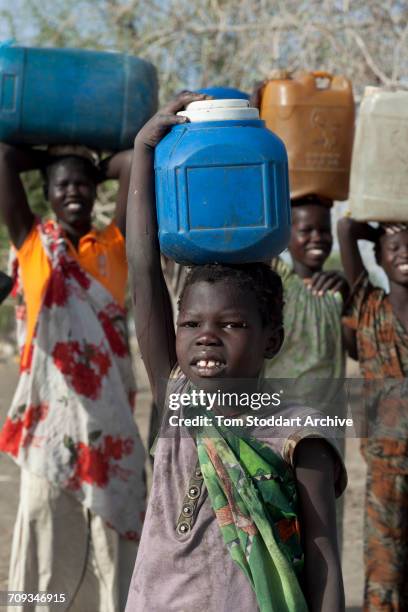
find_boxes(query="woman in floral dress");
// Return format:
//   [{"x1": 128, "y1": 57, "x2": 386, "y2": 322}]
[{"x1": 0, "y1": 144, "x2": 145, "y2": 612}]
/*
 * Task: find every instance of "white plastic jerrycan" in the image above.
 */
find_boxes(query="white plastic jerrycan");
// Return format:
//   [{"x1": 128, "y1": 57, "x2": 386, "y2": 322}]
[{"x1": 349, "y1": 87, "x2": 408, "y2": 222}]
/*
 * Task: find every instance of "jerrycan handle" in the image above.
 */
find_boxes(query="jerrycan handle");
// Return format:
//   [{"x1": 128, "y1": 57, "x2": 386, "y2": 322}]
[
  {"x1": 311, "y1": 71, "x2": 333, "y2": 89},
  {"x1": 311, "y1": 71, "x2": 333, "y2": 80}
]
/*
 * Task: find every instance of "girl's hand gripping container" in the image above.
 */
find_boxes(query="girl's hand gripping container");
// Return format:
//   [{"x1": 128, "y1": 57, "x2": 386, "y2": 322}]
[
  {"x1": 154, "y1": 99, "x2": 291, "y2": 265},
  {"x1": 348, "y1": 87, "x2": 408, "y2": 222},
  {"x1": 0, "y1": 43, "x2": 158, "y2": 150},
  {"x1": 260, "y1": 71, "x2": 355, "y2": 201}
]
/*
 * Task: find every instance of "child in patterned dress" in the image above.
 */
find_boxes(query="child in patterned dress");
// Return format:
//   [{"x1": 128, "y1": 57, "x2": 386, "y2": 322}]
[{"x1": 338, "y1": 218, "x2": 408, "y2": 611}]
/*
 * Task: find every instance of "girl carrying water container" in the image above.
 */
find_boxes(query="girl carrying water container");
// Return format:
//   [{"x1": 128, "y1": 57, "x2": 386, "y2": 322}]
[
  {"x1": 338, "y1": 218, "x2": 408, "y2": 612},
  {"x1": 338, "y1": 85, "x2": 408, "y2": 611},
  {"x1": 125, "y1": 92, "x2": 347, "y2": 612}
]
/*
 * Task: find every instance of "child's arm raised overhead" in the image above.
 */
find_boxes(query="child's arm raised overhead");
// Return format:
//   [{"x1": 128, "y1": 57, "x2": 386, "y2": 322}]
[
  {"x1": 295, "y1": 438, "x2": 345, "y2": 612},
  {"x1": 337, "y1": 217, "x2": 378, "y2": 287},
  {"x1": 126, "y1": 92, "x2": 206, "y2": 411}
]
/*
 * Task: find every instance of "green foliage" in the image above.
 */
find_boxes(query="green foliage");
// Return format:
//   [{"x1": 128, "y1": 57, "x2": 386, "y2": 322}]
[
  {"x1": 0, "y1": 301, "x2": 15, "y2": 339},
  {"x1": 0, "y1": 225, "x2": 9, "y2": 269},
  {"x1": 324, "y1": 251, "x2": 343, "y2": 272},
  {"x1": 22, "y1": 171, "x2": 48, "y2": 216}
]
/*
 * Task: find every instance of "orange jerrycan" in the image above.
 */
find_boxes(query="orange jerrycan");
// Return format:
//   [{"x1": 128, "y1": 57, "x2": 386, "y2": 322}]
[{"x1": 260, "y1": 71, "x2": 355, "y2": 201}]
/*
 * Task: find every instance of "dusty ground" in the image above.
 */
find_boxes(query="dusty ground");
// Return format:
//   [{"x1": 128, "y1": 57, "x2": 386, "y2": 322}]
[{"x1": 0, "y1": 354, "x2": 365, "y2": 610}]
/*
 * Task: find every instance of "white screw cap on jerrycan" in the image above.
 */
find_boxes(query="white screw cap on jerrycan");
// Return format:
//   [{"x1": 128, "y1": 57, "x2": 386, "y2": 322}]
[
  {"x1": 177, "y1": 98, "x2": 260, "y2": 121},
  {"x1": 348, "y1": 86, "x2": 408, "y2": 222},
  {"x1": 154, "y1": 98, "x2": 291, "y2": 265}
]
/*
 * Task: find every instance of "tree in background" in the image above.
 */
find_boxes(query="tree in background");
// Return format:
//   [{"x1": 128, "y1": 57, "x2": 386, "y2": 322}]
[
  {"x1": 0, "y1": 0, "x2": 407, "y2": 264},
  {"x1": 1, "y1": 0, "x2": 407, "y2": 98}
]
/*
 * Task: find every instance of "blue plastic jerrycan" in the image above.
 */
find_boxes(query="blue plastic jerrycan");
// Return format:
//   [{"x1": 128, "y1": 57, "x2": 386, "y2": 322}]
[
  {"x1": 155, "y1": 99, "x2": 291, "y2": 264},
  {"x1": 197, "y1": 86, "x2": 249, "y2": 100},
  {"x1": 0, "y1": 43, "x2": 158, "y2": 150}
]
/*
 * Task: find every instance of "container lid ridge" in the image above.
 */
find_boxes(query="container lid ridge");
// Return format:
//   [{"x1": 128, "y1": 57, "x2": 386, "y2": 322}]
[{"x1": 177, "y1": 98, "x2": 259, "y2": 122}]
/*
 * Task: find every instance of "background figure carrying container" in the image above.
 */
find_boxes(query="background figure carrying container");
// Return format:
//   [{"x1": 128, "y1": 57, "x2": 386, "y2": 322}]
[
  {"x1": 0, "y1": 44, "x2": 158, "y2": 612},
  {"x1": 252, "y1": 71, "x2": 356, "y2": 554},
  {"x1": 340, "y1": 84, "x2": 408, "y2": 612},
  {"x1": 0, "y1": 44, "x2": 158, "y2": 150}
]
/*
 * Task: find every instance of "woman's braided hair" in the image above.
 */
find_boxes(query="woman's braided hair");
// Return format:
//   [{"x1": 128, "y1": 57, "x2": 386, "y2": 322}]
[{"x1": 178, "y1": 263, "x2": 284, "y2": 329}]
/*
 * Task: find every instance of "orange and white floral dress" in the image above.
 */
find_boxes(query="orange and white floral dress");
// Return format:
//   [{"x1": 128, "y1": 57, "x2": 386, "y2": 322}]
[{"x1": 0, "y1": 220, "x2": 145, "y2": 611}]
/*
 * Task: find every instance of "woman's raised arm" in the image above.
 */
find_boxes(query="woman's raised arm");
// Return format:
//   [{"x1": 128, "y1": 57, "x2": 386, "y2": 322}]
[{"x1": 0, "y1": 144, "x2": 47, "y2": 248}]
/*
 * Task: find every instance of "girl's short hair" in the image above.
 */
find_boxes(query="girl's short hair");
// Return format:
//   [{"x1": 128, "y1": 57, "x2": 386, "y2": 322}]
[
  {"x1": 291, "y1": 194, "x2": 333, "y2": 208},
  {"x1": 178, "y1": 263, "x2": 283, "y2": 329}
]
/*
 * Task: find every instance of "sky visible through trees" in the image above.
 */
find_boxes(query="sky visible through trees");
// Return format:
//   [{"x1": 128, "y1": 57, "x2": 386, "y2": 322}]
[{"x1": 0, "y1": 0, "x2": 405, "y2": 283}]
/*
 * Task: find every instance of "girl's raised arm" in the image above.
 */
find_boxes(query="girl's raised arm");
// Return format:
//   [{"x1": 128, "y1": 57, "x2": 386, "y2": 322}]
[
  {"x1": 295, "y1": 438, "x2": 345, "y2": 612},
  {"x1": 337, "y1": 217, "x2": 377, "y2": 287},
  {"x1": 98, "y1": 149, "x2": 133, "y2": 238},
  {"x1": 126, "y1": 93, "x2": 206, "y2": 410}
]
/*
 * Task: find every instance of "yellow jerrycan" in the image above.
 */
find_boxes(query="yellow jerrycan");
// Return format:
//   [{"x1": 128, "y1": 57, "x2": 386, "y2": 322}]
[
  {"x1": 348, "y1": 87, "x2": 408, "y2": 222},
  {"x1": 260, "y1": 71, "x2": 355, "y2": 201}
]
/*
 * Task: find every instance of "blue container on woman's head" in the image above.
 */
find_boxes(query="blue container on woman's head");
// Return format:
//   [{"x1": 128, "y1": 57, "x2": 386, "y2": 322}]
[
  {"x1": 155, "y1": 99, "x2": 291, "y2": 265},
  {"x1": 197, "y1": 86, "x2": 249, "y2": 100},
  {"x1": 0, "y1": 44, "x2": 158, "y2": 150}
]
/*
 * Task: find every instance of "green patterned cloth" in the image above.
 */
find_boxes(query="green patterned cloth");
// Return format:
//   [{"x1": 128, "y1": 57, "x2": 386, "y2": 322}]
[
  {"x1": 196, "y1": 417, "x2": 308, "y2": 612},
  {"x1": 267, "y1": 256, "x2": 345, "y2": 378},
  {"x1": 264, "y1": 258, "x2": 345, "y2": 405}
]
